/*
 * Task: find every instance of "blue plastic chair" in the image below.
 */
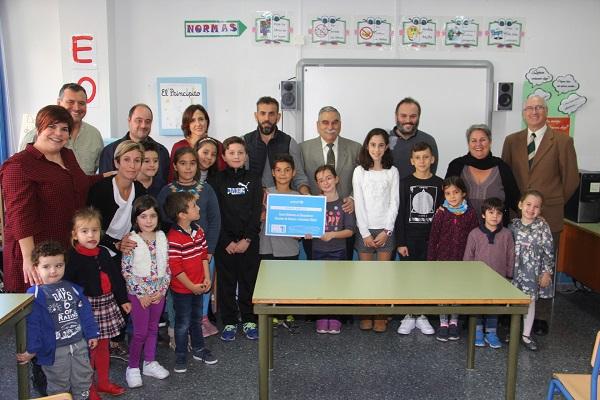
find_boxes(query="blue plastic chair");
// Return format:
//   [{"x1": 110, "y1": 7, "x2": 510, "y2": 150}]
[{"x1": 546, "y1": 331, "x2": 600, "y2": 399}]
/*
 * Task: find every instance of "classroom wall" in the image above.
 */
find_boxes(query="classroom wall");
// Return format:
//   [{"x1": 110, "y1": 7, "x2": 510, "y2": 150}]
[{"x1": 2, "y1": 0, "x2": 598, "y2": 170}]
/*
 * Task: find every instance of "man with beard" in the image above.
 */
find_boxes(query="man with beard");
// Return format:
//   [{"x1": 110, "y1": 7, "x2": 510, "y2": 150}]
[
  {"x1": 389, "y1": 97, "x2": 439, "y2": 180},
  {"x1": 243, "y1": 96, "x2": 310, "y2": 194}
]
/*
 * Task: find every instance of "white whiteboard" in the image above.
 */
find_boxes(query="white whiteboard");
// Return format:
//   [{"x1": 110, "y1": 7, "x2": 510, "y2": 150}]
[{"x1": 298, "y1": 59, "x2": 493, "y2": 177}]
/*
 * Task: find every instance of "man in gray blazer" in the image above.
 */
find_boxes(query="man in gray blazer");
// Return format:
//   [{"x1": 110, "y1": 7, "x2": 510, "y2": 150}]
[
  {"x1": 301, "y1": 106, "x2": 361, "y2": 260},
  {"x1": 301, "y1": 106, "x2": 361, "y2": 205}
]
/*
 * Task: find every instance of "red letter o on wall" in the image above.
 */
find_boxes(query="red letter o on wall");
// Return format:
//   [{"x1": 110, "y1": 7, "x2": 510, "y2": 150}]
[{"x1": 77, "y1": 76, "x2": 97, "y2": 104}]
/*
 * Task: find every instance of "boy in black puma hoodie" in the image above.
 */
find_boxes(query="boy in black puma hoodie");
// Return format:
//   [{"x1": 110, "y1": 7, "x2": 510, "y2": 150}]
[{"x1": 211, "y1": 136, "x2": 262, "y2": 341}]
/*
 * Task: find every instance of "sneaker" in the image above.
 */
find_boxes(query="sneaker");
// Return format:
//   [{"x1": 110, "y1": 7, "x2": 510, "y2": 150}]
[
  {"x1": 328, "y1": 319, "x2": 342, "y2": 334},
  {"x1": 316, "y1": 319, "x2": 329, "y2": 334},
  {"x1": 485, "y1": 332, "x2": 502, "y2": 349},
  {"x1": 174, "y1": 356, "x2": 187, "y2": 373},
  {"x1": 521, "y1": 335, "x2": 538, "y2": 351},
  {"x1": 475, "y1": 329, "x2": 485, "y2": 347},
  {"x1": 436, "y1": 326, "x2": 449, "y2": 342},
  {"x1": 143, "y1": 361, "x2": 169, "y2": 379},
  {"x1": 109, "y1": 341, "x2": 129, "y2": 362},
  {"x1": 373, "y1": 319, "x2": 388, "y2": 333},
  {"x1": 193, "y1": 348, "x2": 218, "y2": 365},
  {"x1": 202, "y1": 316, "x2": 219, "y2": 338},
  {"x1": 220, "y1": 324, "x2": 237, "y2": 342},
  {"x1": 415, "y1": 315, "x2": 435, "y2": 335},
  {"x1": 242, "y1": 322, "x2": 259, "y2": 340},
  {"x1": 272, "y1": 317, "x2": 281, "y2": 326},
  {"x1": 397, "y1": 315, "x2": 416, "y2": 335},
  {"x1": 448, "y1": 323, "x2": 460, "y2": 341},
  {"x1": 125, "y1": 367, "x2": 142, "y2": 388}
]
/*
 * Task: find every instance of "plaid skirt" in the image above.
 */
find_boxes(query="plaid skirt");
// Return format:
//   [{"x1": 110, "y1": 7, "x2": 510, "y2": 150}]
[{"x1": 89, "y1": 293, "x2": 125, "y2": 339}]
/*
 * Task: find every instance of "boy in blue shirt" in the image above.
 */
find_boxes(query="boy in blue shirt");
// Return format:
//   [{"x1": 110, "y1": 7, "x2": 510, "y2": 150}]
[{"x1": 17, "y1": 241, "x2": 99, "y2": 400}]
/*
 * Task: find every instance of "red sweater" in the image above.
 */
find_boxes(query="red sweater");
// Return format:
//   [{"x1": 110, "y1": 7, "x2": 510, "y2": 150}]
[{"x1": 167, "y1": 224, "x2": 208, "y2": 294}]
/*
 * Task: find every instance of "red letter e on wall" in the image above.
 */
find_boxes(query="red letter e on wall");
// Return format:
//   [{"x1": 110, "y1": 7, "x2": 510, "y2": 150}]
[{"x1": 72, "y1": 35, "x2": 94, "y2": 64}]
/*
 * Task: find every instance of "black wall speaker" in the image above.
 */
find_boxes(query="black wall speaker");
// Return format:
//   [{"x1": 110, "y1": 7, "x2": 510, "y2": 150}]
[
  {"x1": 495, "y1": 82, "x2": 513, "y2": 111},
  {"x1": 280, "y1": 81, "x2": 297, "y2": 110}
]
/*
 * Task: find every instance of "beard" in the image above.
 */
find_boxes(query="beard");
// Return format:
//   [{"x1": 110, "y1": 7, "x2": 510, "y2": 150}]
[
  {"x1": 258, "y1": 122, "x2": 276, "y2": 135},
  {"x1": 396, "y1": 119, "x2": 419, "y2": 136}
]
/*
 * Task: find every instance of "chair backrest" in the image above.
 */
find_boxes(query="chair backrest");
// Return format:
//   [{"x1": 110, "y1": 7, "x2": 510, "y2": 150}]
[{"x1": 34, "y1": 393, "x2": 73, "y2": 400}]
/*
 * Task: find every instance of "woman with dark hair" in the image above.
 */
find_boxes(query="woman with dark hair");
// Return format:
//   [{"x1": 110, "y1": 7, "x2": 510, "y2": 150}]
[
  {"x1": 168, "y1": 104, "x2": 225, "y2": 181},
  {"x1": 0, "y1": 105, "x2": 104, "y2": 292},
  {"x1": 446, "y1": 124, "x2": 519, "y2": 223}
]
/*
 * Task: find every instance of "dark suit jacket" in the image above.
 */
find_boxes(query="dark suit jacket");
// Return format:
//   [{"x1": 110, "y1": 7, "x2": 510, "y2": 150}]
[
  {"x1": 501, "y1": 127, "x2": 579, "y2": 233},
  {"x1": 300, "y1": 136, "x2": 361, "y2": 198}
]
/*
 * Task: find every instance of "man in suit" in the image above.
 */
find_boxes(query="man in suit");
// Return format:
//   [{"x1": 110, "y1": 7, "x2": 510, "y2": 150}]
[
  {"x1": 301, "y1": 106, "x2": 361, "y2": 260},
  {"x1": 502, "y1": 94, "x2": 579, "y2": 334}
]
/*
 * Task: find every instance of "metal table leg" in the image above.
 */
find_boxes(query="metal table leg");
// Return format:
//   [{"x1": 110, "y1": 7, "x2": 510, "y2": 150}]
[
  {"x1": 16, "y1": 317, "x2": 29, "y2": 400},
  {"x1": 258, "y1": 314, "x2": 269, "y2": 400},
  {"x1": 506, "y1": 313, "x2": 521, "y2": 400},
  {"x1": 467, "y1": 315, "x2": 476, "y2": 369}
]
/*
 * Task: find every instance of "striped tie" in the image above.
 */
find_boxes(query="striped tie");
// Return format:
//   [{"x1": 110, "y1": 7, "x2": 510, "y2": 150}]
[
  {"x1": 527, "y1": 132, "x2": 536, "y2": 168},
  {"x1": 326, "y1": 143, "x2": 335, "y2": 166}
]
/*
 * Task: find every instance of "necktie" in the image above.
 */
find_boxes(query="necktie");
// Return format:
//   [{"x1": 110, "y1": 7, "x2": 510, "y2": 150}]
[
  {"x1": 326, "y1": 143, "x2": 335, "y2": 167},
  {"x1": 527, "y1": 132, "x2": 536, "y2": 168}
]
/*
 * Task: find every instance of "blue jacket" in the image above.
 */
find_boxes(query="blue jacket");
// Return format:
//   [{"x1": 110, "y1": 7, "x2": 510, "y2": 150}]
[{"x1": 26, "y1": 282, "x2": 99, "y2": 365}]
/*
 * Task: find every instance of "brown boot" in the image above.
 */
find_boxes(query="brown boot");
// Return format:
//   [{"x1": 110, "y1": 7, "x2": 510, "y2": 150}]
[
  {"x1": 373, "y1": 319, "x2": 388, "y2": 333},
  {"x1": 359, "y1": 318, "x2": 373, "y2": 330}
]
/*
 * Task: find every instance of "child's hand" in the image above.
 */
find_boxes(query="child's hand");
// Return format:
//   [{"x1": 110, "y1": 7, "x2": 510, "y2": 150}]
[
  {"x1": 304, "y1": 234, "x2": 313, "y2": 240},
  {"x1": 342, "y1": 197, "x2": 355, "y2": 214},
  {"x1": 225, "y1": 241, "x2": 237, "y2": 255},
  {"x1": 202, "y1": 277, "x2": 212, "y2": 292},
  {"x1": 397, "y1": 246, "x2": 409, "y2": 257},
  {"x1": 373, "y1": 231, "x2": 388, "y2": 247},
  {"x1": 16, "y1": 351, "x2": 35, "y2": 364},
  {"x1": 139, "y1": 295, "x2": 152, "y2": 308},
  {"x1": 192, "y1": 283, "x2": 205, "y2": 295},
  {"x1": 235, "y1": 239, "x2": 250, "y2": 254},
  {"x1": 88, "y1": 339, "x2": 98, "y2": 350},
  {"x1": 121, "y1": 302, "x2": 132, "y2": 314},
  {"x1": 363, "y1": 236, "x2": 376, "y2": 248},
  {"x1": 320, "y1": 232, "x2": 334, "y2": 242},
  {"x1": 539, "y1": 272, "x2": 552, "y2": 288}
]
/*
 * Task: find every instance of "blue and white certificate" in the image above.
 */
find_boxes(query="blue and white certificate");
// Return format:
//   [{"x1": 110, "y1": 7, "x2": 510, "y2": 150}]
[{"x1": 265, "y1": 194, "x2": 326, "y2": 237}]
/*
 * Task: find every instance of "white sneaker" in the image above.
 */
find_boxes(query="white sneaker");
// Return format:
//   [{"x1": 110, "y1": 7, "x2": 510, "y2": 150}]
[
  {"x1": 143, "y1": 361, "x2": 170, "y2": 379},
  {"x1": 415, "y1": 315, "x2": 435, "y2": 335},
  {"x1": 397, "y1": 315, "x2": 416, "y2": 334},
  {"x1": 126, "y1": 367, "x2": 143, "y2": 388}
]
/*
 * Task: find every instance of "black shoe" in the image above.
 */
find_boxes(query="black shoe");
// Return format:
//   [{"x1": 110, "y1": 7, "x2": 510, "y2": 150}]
[
  {"x1": 109, "y1": 341, "x2": 129, "y2": 362},
  {"x1": 448, "y1": 324, "x2": 460, "y2": 341},
  {"x1": 521, "y1": 335, "x2": 538, "y2": 351},
  {"x1": 533, "y1": 319, "x2": 548, "y2": 336},
  {"x1": 31, "y1": 361, "x2": 47, "y2": 396},
  {"x1": 436, "y1": 326, "x2": 449, "y2": 342}
]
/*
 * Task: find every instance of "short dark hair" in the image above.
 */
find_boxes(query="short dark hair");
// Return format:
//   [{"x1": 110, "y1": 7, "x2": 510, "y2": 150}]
[
  {"x1": 32, "y1": 241, "x2": 65, "y2": 266},
  {"x1": 128, "y1": 103, "x2": 153, "y2": 119},
  {"x1": 395, "y1": 97, "x2": 421, "y2": 116},
  {"x1": 411, "y1": 141, "x2": 433, "y2": 155},
  {"x1": 181, "y1": 104, "x2": 210, "y2": 138},
  {"x1": 256, "y1": 96, "x2": 279, "y2": 112},
  {"x1": 131, "y1": 195, "x2": 161, "y2": 232},
  {"x1": 58, "y1": 83, "x2": 87, "y2": 99},
  {"x1": 140, "y1": 139, "x2": 159, "y2": 155},
  {"x1": 35, "y1": 105, "x2": 74, "y2": 136},
  {"x1": 358, "y1": 128, "x2": 393, "y2": 170},
  {"x1": 272, "y1": 154, "x2": 295, "y2": 170},
  {"x1": 222, "y1": 136, "x2": 247, "y2": 154},
  {"x1": 164, "y1": 191, "x2": 197, "y2": 222},
  {"x1": 443, "y1": 176, "x2": 468, "y2": 195},
  {"x1": 481, "y1": 197, "x2": 504, "y2": 214},
  {"x1": 314, "y1": 164, "x2": 338, "y2": 181},
  {"x1": 172, "y1": 147, "x2": 200, "y2": 181}
]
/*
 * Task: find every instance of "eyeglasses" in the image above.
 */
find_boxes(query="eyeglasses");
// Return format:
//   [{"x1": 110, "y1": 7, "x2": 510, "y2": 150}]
[{"x1": 523, "y1": 105, "x2": 546, "y2": 112}]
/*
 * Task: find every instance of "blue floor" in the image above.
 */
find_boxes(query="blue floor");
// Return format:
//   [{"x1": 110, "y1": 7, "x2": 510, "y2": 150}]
[{"x1": 1, "y1": 288, "x2": 598, "y2": 399}]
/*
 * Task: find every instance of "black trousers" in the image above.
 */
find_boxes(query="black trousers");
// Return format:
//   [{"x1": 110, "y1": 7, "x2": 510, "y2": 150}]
[{"x1": 216, "y1": 240, "x2": 260, "y2": 326}]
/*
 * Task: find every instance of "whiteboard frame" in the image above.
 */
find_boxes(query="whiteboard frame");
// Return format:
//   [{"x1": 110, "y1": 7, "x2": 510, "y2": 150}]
[{"x1": 296, "y1": 58, "x2": 494, "y2": 143}]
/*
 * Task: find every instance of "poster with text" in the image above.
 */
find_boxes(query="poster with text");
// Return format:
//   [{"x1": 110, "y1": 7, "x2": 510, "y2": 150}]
[
  {"x1": 356, "y1": 16, "x2": 392, "y2": 47},
  {"x1": 311, "y1": 16, "x2": 348, "y2": 45},
  {"x1": 254, "y1": 11, "x2": 292, "y2": 44},
  {"x1": 487, "y1": 18, "x2": 524, "y2": 48},
  {"x1": 522, "y1": 66, "x2": 587, "y2": 137},
  {"x1": 156, "y1": 77, "x2": 207, "y2": 136},
  {"x1": 400, "y1": 16, "x2": 437, "y2": 48},
  {"x1": 443, "y1": 17, "x2": 480, "y2": 48}
]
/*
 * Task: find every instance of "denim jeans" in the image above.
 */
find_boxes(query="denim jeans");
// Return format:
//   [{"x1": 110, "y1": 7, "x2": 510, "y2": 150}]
[
  {"x1": 172, "y1": 291, "x2": 205, "y2": 360},
  {"x1": 476, "y1": 315, "x2": 498, "y2": 332}
]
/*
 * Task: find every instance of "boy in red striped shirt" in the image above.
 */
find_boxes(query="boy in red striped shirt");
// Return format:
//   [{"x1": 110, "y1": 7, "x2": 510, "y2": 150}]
[{"x1": 165, "y1": 191, "x2": 217, "y2": 373}]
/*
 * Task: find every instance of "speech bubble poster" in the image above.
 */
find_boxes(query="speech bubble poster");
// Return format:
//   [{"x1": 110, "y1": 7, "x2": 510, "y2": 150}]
[{"x1": 522, "y1": 66, "x2": 587, "y2": 137}]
